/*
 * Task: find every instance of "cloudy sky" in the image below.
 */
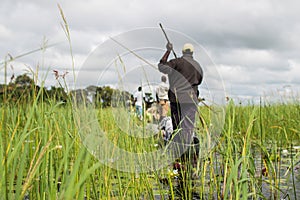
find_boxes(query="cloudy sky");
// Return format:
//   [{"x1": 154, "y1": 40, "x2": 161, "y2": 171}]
[{"x1": 1, "y1": 0, "x2": 300, "y2": 103}]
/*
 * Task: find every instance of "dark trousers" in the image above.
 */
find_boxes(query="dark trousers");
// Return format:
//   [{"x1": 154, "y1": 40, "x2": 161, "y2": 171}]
[{"x1": 170, "y1": 101, "x2": 198, "y2": 161}]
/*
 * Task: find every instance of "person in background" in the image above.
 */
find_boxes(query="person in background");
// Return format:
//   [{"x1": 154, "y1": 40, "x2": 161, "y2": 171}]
[
  {"x1": 156, "y1": 75, "x2": 169, "y2": 122},
  {"x1": 134, "y1": 86, "x2": 144, "y2": 120}
]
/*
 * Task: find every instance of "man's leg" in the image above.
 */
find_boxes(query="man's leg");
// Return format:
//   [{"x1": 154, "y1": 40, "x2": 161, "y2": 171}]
[
  {"x1": 135, "y1": 106, "x2": 139, "y2": 116},
  {"x1": 177, "y1": 103, "x2": 198, "y2": 193},
  {"x1": 170, "y1": 101, "x2": 181, "y2": 131},
  {"x1": 170, "y1": 101, "x2": 196, "y2": 161},
  {"x1": 136, "y1": 105, "x2": 143, "y2": 120},
  {"x1": 140, "y1": 106, "x2": 143, "y2": 120},
  {"x1": 172, "y1": 102, "x2": 198, "y2": 166},
  {"x1": 166, "y1": 102, "x2": 185, "y2": 160},
  {"x1": 180, "y1": 103, "x2": 197, "y2": 145},
  {"x1": 168, "y1": 102, "x2": 198, "y2": 160}
]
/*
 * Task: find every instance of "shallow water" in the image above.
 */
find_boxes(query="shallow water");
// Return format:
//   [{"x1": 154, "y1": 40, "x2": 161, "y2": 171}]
[
  {"x1": 148, "y1": 146, "x2": 300, "y2": 200},
  {"x1": 106, "y1": 144, "x2": 300, "y2": 199},
  {"x1": 258, "y1": 147, "x2": 300, "y2": 200}
]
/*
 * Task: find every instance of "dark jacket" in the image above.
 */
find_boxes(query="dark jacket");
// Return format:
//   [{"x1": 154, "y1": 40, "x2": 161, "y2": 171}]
[{"x1": 158, "y1": 53, "x2": 203, "y2": 103}]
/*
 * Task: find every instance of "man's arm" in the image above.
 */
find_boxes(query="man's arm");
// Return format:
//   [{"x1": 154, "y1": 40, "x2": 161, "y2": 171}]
[
  {"x1": 158, "y1": 43, "x2": 173, "y2": 74},
  {"x1": 160, "y1": 50, "x2": 171, "y2": 64}
]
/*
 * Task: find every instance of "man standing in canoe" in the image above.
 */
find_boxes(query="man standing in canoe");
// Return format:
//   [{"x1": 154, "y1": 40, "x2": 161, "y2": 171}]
[{"x1": 158, "y1": 42, "x2": 203, "y2": 164}]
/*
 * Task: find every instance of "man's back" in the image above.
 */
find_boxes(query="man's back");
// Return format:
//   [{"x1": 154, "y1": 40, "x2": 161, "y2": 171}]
[
  {"x1": 159, "y1": 54, "x2": 203, "y2": 103},
  {"x1": 134, "y1": 90, "x2": 143, "y2": 107},
  {"x1": 156, "y1": 81, "x2": 169, "y2": 100}
]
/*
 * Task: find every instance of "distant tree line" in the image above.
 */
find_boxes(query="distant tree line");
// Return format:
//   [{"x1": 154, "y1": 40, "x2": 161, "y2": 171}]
[{"x1": 0, "y1": 73, "x2": 133, "y2": 108}]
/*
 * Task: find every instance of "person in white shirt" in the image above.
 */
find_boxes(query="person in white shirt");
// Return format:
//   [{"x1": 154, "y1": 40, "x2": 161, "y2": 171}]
[
  {"x1": 156, "y1": 75, "x2": 169, "y2": 121},
  {"x1": 134, "y1": 86, "x2": 144, "y2": 120}
]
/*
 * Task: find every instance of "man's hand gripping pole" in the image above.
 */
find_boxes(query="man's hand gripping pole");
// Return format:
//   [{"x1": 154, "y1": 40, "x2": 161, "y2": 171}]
[{"x1": 159, "y1": 23, "x2": 177, "y2": 59}]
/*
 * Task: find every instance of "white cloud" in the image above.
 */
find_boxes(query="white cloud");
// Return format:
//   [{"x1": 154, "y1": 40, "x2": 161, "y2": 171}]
[
  {"x1": 0, "y1": 24, "x2": 12, "y2": 39},
  {"x1": 216, "y1": 48, "x2": 290, "y2": 71},
  {"x1": 0, "y1": 0, "x2": 300, "y2": 101}
]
